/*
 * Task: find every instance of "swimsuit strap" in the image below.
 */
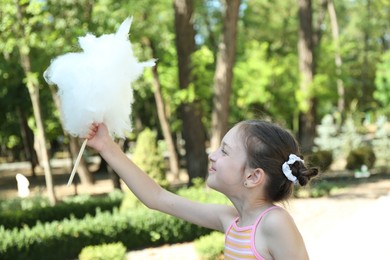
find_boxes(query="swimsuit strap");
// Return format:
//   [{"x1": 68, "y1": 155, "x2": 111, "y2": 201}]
[{"x1": 253, "y1": 205, "x2": 280, "y2": 227}]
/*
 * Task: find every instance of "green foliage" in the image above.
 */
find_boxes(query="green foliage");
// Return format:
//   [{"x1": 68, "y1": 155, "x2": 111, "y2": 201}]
[
  {"x1": 174, "y1": 46, "x2": 214, "y2": 105},
  {"x1": 0, "y1": 195, "x2": 50, "y2": 211},
  {"x1": 0, "y1": 208, "x2": 211, "y2": 260},
  {"x1": 0, "y1": 191, "x2": 123, "y2": 229},
  {"x1": 374, "y1": 50, "x2": 390, "y2": 114},
  {"x1": 346, "y1": 146, "x2": 376, "y2": 170},
  {"x1": 234, "y1": 41, "x2": 273, "y2": 107},
  {"x1": 306, "y1": 150, "x2": 333, "y2": 172},
  {"x1": 131, "y1": 128, "x2": 167, "y2": 187},
  {"x1": 194, "y1": 231, "x2": 224, "y2": 260},
  {"x1": 79, "y1": 242, "x2": 126, "y2": 260}
]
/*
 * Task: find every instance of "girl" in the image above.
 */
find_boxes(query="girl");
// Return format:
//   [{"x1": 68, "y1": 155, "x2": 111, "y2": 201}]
[{"x1": 86, "y1": 119, "x2": 318, "y2": 259}]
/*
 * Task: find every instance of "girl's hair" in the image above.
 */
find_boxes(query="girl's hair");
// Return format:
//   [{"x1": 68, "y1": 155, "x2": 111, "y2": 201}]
[{"x1": 237, "y1": 120, "x2": 318, "y2": 202}]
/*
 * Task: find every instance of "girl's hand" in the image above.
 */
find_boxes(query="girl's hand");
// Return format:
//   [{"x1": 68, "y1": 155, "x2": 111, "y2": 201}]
[
  {"x1": 85, "y1": 123, "x2": 111, "y2": 152},
  {"x1": 85, "y1": 122, "x2": 99, "y2": 140}
]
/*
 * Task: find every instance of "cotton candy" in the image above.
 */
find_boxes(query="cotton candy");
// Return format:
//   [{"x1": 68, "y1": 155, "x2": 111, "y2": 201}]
[{"x1": 44, "y1": 17, "x2": 155, "y2": 138}]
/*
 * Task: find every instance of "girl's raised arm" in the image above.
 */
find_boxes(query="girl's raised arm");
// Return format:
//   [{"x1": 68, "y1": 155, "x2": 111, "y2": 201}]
[{"x1": 86, "y1": 123, "x2": 237, "y2": 232}]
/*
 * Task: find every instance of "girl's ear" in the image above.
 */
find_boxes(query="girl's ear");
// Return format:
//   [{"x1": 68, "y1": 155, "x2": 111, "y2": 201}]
[{"x1": 245, "y1": 168, "x2": 266, "y2": 187}]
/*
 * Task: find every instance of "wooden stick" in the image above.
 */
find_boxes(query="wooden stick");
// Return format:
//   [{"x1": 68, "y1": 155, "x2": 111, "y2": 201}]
[{"x1": 67, "y1": 139, "x2": 88, "y2": 186}]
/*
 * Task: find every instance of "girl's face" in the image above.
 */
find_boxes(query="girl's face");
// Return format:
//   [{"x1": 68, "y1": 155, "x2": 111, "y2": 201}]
[{"x1": 207, "y1": 125, "x2": 248, "y2": 195}]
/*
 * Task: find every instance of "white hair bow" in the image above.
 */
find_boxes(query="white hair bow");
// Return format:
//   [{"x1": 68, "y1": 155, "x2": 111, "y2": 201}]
[{"x1": 282, "y1": 154, "x2": 304, "y2": 184}]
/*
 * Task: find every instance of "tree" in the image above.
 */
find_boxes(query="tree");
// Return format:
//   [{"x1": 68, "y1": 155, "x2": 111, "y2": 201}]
[
  {"x1": 210, "y1": 0, "x2": 241, "y2": 151},
  {"x1": 150, "y1": 41, "x2": 181, "y2": 179},
  {"x1": 6, "y1": 0, "x2": 57, "y2": 204},
  {"x1": 0, "y1": 48, "x2": 39, "y2": 174},
  {"x1": 297, "y1": 0, "x2": 316, "y2": 153},
  {"x1": 17, "y1": 106, "x2": 39, "y2": 176},
  {"x1": 173, "y1": 0, "x2": 208, "y2": 182},
  {"x1": 327, "y1": 0, "x2": 345, "y2": 118}
]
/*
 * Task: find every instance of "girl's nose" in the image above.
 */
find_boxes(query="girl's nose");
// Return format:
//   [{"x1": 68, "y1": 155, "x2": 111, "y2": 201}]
[{"x1": 208, "y1": 150, "x2": 217, "y2": 162}]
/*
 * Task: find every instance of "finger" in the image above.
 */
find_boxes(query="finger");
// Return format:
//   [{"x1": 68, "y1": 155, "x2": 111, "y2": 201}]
[
  {"x1": 84, "y1": 124, "x2": 98, "y2": 139},
  {"x1": 89, "y1": 123, "x2": 98, "y2": 132}
]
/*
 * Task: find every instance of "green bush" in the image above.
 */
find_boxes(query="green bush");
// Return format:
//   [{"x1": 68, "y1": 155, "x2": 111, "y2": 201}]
[
  {"x1": 306, "y1": 150, "x2": 333, "y2": 172},
  {"x1": 346, "y1": 146, "x2": 376, "y2": 170},
  {"x1": 0, "y1": 208, "x2": 211, "y2": 260},
  {"x1": 119, "y1": 189, "x2": 146, "y2": 212},
  {"x1": 79, "y1": 242, "x2": 126, "y2": 260},
  {"x1": 0, "y1": 195, "x2": 50, "y2": 211},
  {"x1": 132, "y1": 128, "x2": 167, "y2": 187},
  {"x1": 194, "y1": 231, "x2": 224, "y2": 260},
  {"x1": 0, "y1": 190, "x2": 123, "y2": 229}
]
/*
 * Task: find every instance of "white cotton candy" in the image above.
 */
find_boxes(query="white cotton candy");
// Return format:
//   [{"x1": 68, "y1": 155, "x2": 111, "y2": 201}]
[{"x1": 44, "y1": 17, "x2": 155, "y2": 138}]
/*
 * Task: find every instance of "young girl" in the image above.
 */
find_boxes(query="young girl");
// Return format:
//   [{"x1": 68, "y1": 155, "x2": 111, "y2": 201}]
[{"x1": 86, "y1": 119, "x2": 318, "y2": 259}]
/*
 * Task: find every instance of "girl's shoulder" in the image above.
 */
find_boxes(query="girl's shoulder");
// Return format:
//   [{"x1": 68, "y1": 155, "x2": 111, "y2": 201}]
[
  {"x1": 258, "y1": 206, "x2": 297, "y2": 236},
  {"x1": 255, "y1": 206, "x2": 307, "y2": 259}
]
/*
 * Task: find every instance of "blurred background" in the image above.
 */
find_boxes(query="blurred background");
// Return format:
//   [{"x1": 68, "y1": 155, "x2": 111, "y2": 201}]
[{"x1": 1, "y1": 0, "x2": 389, "y2": 259}]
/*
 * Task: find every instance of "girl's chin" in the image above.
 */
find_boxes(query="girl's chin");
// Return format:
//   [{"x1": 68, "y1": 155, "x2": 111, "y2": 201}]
[{"x1": 206, "y1": 176, "x2": 216, "y2": 189}]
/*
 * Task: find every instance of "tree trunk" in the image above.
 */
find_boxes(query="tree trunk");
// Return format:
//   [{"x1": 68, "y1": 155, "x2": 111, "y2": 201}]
[
  {"x1": 145, "y1": 39, "x2": 181, "y2": 180},
  {"x1": 297, "y1": 0, "x2": 316, "y2": 153},
  {"x1": 17, "y1": 106, "x2": 38, "y2": 177},
  {"x1": 361, "y1": 0, "x2": 371, "y2": 110},
  {"x1": 174, "y1": 0, "x2": 208, "y2": 183},
  {"x1": 327, "y1": 0, "x2": 345, "y2": 119},
  {"x1": 210, "y1": 0, "x2": 240, "y2": 151},
  {"x1": 152, "y1": 63, "x2": 181, "y2": 179},
  {"x1": 28, "y1": 86, "x2": 57, "y2": 204},
  {"x1": 49, "y1": 85, "x2": 94, "y2": 185},
  {"x1": 313, "y1": 0, "x2": 328, "y2": 47},
  {"x1": 14, "y1": 0, "x2": 57, "y2": 205}
]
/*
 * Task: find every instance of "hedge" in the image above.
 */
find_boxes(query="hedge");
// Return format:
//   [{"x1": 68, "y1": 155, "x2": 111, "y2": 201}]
[
  {"x1": 0, "y1": 208, "x2": 211, "y2": 260},
  {"x1": 0, "y1": 191, "x2": 123, "y2": 229},
  {"x1": 79, "y1": 242, "x2": 127, "y2": 260}
]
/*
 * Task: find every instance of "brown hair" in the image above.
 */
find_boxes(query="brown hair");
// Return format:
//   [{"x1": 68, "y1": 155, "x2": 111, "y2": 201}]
[{"x1": 238, "y1": 120, "x2": 318, "y2": 202}]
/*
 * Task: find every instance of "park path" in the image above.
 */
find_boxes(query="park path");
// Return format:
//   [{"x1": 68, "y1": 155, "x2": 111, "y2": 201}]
[{"x1": 291, "y1": 194, "x2": 390, "y2": 260}]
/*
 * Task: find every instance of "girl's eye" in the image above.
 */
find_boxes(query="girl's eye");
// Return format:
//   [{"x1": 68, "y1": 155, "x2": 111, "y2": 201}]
[{"x1": 221, "y1": 148, "x2": 228, "y2": 155}]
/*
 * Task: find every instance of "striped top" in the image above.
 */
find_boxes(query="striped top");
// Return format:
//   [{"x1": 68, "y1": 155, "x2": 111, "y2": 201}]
[{"x1": 224, "y1": 206, "x2": 279, "y2": 259}]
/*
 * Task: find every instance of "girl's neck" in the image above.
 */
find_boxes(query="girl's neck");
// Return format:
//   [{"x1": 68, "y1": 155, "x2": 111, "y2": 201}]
[{"x1": 232, "y1": 199, "x2": 274, "y2": 227}]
